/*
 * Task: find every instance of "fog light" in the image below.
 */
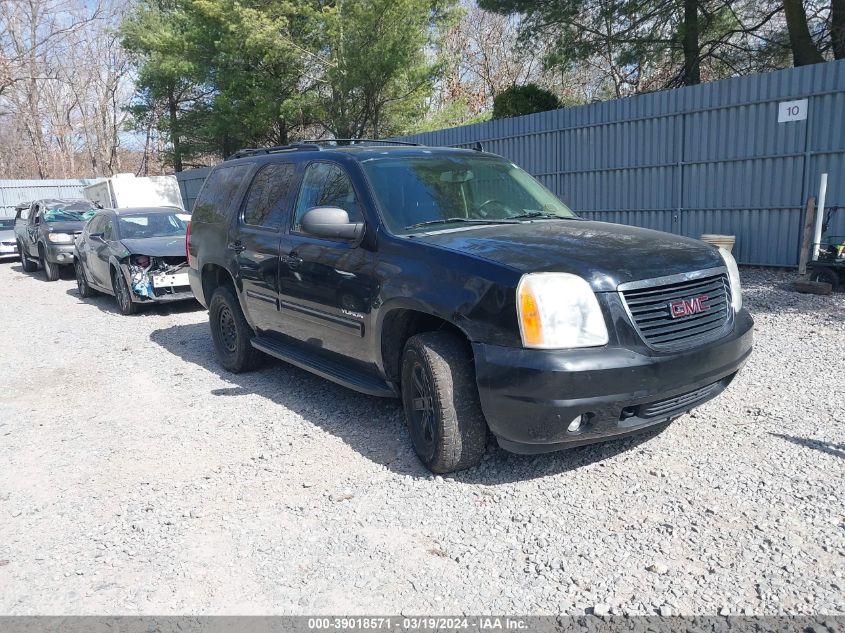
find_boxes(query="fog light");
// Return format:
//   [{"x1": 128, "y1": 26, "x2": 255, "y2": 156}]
[{"x1": 567, "y1": 416, "x2": 583, "y2": 433}]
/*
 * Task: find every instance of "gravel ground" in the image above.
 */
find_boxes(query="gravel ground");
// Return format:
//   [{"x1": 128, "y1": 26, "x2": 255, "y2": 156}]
[{"x1": 0, "y1": 260, "x2": 843, "y2": 616}]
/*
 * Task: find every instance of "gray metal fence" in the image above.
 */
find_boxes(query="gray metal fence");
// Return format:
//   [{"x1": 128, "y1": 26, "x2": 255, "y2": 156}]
[
  {"x1": 400, "y1": 60, "x2": 845, "y2": 267},
  {"x1": 176, "y1": 167, "x2": 212, "y2": 212},
  {"x1": 0, "y1": 178, "x2": 102, "y2": 218}
]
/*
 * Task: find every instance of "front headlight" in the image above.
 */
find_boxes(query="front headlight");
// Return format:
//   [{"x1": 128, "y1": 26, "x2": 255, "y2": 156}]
[
  {"x1": 47, "y1": 232, "x2": 73, "y2": 244},
  {"x1": 718, "y1": 247, "x2": 742, "y2": 312},
  {"x1": 516, "y1": 272, "x2": 609, "y2": 349}
]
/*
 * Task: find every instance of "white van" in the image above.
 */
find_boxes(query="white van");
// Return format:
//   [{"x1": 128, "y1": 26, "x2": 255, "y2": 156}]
[{"x1": 83, "y1": 174, "x2": 184, "y2": 210}]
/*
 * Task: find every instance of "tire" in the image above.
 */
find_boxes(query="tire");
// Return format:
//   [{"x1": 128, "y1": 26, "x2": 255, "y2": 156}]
[
  {"x1": 111, "y1": 267, "x2": 139, "y2": 315},
  {"x1": 19, "y1": 242, "x2": 37, "y2": 272},
  {"x1": 810, "y1": 268, "x2": 839, "y2": 291},
  {"x1": 39, "y1": 245, "x2": 59, "y2": 281},
  {"x1": 208, "y1": 285, "x2": 262, "y2": 373},
  {"x1": 75, "y1": 258, "x2": 96, "y2": 298},
  {"x1": 401, "y1": 331, "x2": 487, "y2": 473}
]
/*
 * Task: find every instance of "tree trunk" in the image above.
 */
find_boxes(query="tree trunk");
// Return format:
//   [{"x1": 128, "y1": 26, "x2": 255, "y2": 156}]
[
  {"x1": 832, "y1": 0, "x2": 845, "y2": 59},
  {"x1": 167, "y1": 90, "x2": 183, "y2": 172},
  {"x1": 783, "y1": 0, "x2": 825, "y2": 65},
  {"x1": 682, "y1": 0, "x2": 700, "y2": 86},
  {"x1": 276, "y1": 118, "x2": 288, "y2": 146}
]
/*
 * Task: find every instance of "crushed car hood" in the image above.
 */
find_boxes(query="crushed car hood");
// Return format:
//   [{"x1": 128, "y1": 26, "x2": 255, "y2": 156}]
[
  {"x1": 413, "y1": 220, "x2": 724, "y2": 292},
  {"x1": 120, "y1": 237, "x2": 186, "y2": 258}
]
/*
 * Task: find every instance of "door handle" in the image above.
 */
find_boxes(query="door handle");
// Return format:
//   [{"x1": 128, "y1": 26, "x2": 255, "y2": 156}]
[
  {"x1": 228, "y1": 241, "x2": 245, "y2": 253},
  {"x1": 281, "y1": 252, "x2": 303, "y2": 267}
]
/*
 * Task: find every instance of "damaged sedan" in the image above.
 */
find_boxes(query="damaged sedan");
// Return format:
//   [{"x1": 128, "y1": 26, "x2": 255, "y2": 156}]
[{"x1": 74, "y1": 207, "x2": 195, "y2": 314}]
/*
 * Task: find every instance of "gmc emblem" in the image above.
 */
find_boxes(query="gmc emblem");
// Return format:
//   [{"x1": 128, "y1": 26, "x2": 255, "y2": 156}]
[{"x1": 669, "y1": 295, "x2": 710, "y2": 318}]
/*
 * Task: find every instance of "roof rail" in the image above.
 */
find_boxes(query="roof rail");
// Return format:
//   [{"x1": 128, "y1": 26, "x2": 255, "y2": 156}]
[
  {"x1": 226, "y1": 143, "x2": 322, "y2": 160},
  {"x1": 302, "y1": 138, "x2": 422, "y2": 147}
]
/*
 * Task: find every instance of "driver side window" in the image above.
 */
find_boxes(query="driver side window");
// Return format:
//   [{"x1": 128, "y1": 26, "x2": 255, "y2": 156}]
[
  {"x1": 293, "y1": 162, "x2": 362, "y2": 232},
  {"x1": 103, "y1": 218, "x2": 114, "y2": 240}
]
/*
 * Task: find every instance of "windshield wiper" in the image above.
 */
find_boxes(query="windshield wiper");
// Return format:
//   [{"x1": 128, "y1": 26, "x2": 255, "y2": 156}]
[
  {"x1": 404, "y1": 217, "x2": 517, "y2": 230},
  {"x1": 508, "y1": 211, "x2": 576, "y2": 221}
]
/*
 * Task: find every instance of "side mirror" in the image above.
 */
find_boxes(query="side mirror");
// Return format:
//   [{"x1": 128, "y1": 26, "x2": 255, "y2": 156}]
[
  {"x1": 89, "y1": 232, "x2": 105, "y2": 242},
  {"x1": 300, "y1": 207, "x2": 364, "y2": 241}
]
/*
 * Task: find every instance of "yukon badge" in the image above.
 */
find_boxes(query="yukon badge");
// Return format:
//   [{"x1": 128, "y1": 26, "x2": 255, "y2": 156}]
[{"x1": 669, "y1": 295, "x2": 710, "y2": 318}]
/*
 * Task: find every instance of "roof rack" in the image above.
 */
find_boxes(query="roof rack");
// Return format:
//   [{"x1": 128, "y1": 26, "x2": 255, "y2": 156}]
[
  {"x1": 226, "y1": 138, "x2": 423, "y2": 160},
  {"x1": 302, "y1": 138, "x2": 422, "y2": 147},
  {"x1": 226, "y1": 143, "x2": 322, "y2": 160}
]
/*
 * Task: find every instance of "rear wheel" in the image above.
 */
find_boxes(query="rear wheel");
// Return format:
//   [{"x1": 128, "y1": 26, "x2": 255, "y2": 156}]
[
  {"x1": 18, "y1": 242, "x2": 37, "y2": 272},
  {"x1": 112, "y1": 268, "x2": 139, "y2": 315},
  {"x1": 208, "y1": 286, "x2": 262, "y2": 373},
  {"x1": 810, "y1": 267, "x2": 839, "y2": 291},
  {"x1": 39, "y1": 246, "x2": 59, "y2": 281},
  {"x1": 401, "y1": 331, "x2": 487, "y2": 473},
  {"x1": 75, "y1": 259, "x2": 96, "y2": 298}
]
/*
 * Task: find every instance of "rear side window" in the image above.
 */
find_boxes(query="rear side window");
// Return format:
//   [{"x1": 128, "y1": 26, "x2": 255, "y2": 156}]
[
  {"x1": 242, "y1": 163, "x2": 296, "y2": 229},
  {"x1": 192, "y1": 164, "x2": 250, "y2": 224},
  {"x1": 293, "y1": 162, "x2": 362, "y2": 231}
]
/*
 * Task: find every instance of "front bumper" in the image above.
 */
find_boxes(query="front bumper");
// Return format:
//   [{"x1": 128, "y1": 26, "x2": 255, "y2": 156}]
[
  {"x1": 119, "y1": 265, "x2": 196, "y2": 305},
  {"x1": 473, "y1": 309, "x2": 754, "y2": 454},
  {"x1": 43, "y1": 243, "x2": 75, "y2": 264},
  {"x1": 131, "y1": 288, "x2": 195, "y2": 304}
]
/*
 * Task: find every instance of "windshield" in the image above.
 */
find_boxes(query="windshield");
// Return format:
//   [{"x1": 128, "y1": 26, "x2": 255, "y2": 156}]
[
  {"x1": 42, "y1": 201, "x2": 98, "y2": 223},
  {"x1": 361, "y1": 155, "x2": 576, "y2": 234},
  {"x1": 0, "y1": 218, "x2": 14, "y2": 229},
  {"x1": 118, "y1": 211, "x2": 189, "y2": 239}
]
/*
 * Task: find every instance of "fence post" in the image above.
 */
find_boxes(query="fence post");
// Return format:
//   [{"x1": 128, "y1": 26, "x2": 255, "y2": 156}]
[{"x1": 798, "y1": 196, "x2": 817, "y2": 275}]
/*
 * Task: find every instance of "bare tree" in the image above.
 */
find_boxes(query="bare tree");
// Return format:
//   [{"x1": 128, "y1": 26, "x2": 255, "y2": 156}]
[
  {"x1": 0, "y1": 0, "x2": 139, "y2": 179},
  {"x1": 438, "y1": 3, "x2": 543, "y2": 116}
]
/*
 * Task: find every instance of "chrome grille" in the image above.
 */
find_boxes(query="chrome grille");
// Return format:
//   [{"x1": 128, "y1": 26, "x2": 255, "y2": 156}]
[{"x1": 621, "y1": 271, "x2": 732, "y2": 351}]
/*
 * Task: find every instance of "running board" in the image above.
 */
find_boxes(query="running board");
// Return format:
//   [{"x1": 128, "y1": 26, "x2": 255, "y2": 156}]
[{"x1": 251, "y1": 335, "x2": 398, "y2": 398}]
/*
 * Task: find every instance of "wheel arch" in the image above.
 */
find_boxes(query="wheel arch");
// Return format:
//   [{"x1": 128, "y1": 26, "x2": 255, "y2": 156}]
[
  {"x1": 201, "y1": 263, "x2": 238, "y2": 303},
  {"x1": 377, "y1": 303, "x2": 474, "y2": 385}
]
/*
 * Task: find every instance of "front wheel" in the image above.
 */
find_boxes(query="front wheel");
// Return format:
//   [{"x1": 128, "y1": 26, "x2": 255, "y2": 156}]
[
  {"x1": 39, "y1": 246, "x2": 60, "y2": 281},
  {"x1": 112, "y1": 268, "x2": 139, "y2": 315},
  {"x1": 401, "y1": 331, "x2": 487, "y2": 473},
  {"x1": 208, "y1": 286, "x2": 262, "y2": 373}
]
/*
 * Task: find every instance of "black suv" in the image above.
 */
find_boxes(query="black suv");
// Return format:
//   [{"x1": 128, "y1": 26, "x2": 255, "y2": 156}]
[{"x1": 187, "y1": 141, "x2": 753, "y2": 473}]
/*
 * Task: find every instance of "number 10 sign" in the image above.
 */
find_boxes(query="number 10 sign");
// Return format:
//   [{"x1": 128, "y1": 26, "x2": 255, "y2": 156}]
[{"x1": 778, "y1": 99, "x2": 808, "y2": 123}]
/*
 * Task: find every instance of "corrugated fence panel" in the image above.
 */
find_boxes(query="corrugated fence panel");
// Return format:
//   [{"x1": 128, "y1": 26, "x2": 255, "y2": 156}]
[
  {"x1": 0, "y1": 179, "x2": 102, "y2": 217},
  {"x1": 176, "y1": 167, "x2": 212, "y2": 212},
  {"x1": 398, "y1": 59, "x2": 845, "y2": 267}
]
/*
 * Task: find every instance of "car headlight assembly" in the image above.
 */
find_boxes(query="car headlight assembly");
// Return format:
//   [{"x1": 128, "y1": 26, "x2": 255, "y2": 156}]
[
  {"x1": 517, "y1": 272, "x2": 609, "y2": 349},
  {"x1": 47, "y1": 232, "x2": 73, "y2": 244},
  {"x1": 718, "y1": 247, "x2": 743, "y2": 313}
]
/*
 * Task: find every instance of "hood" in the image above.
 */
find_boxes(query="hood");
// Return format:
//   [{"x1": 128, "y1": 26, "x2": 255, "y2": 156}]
[
  {"x1": 0, "y1": 228, "x2": 14, "y2": 240},
  {"x1": 120, "y1": 236, "x2": 186, "y2": 258},
  {"x1": 413, "y1": 220, "x2": 724, "y2": 292},
  {"x1": 46, "y1": 221, "x2": 87, "y2": 233}
]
